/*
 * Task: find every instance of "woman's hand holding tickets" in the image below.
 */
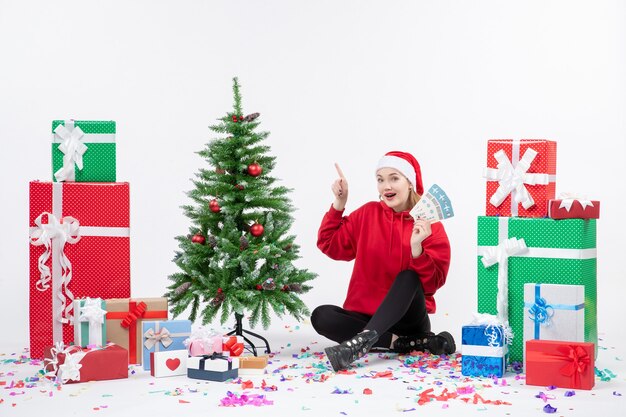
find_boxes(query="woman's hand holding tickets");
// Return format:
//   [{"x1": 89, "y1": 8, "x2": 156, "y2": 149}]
[
  {"x1": 411, "y1": 218, "x2": 432, "y2": 258},
  {"x1": 332, "y1": 163, "x2": 349, "y2": 211}
]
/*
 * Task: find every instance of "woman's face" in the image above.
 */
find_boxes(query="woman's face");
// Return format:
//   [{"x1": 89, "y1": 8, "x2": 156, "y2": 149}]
[{"x1": 376, "y1": 168, "x2": 412, "y2": 212}]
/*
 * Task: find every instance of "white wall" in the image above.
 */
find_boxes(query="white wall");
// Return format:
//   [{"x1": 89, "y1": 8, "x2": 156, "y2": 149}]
[{"x1": 1, "y1": 0, "x2": 624, "y2": 351}]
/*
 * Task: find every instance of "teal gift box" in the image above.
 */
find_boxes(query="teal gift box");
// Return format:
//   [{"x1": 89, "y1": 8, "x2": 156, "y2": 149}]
[
  {"x1": 52, "y1": 119, "x2": 116, "y2": 182},
  {"x1": 141, "y1": 320, "x2": 191, "y2": 370},
  {"x1": 477, "y1": 216, "x2": 597, "y2": 363},
  {"x1": 73, "y1": 298, "x2": 107, "y2": 347}
]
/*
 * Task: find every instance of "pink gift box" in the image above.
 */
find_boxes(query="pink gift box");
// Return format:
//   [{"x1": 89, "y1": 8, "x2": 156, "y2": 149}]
[{"x1": 187, "y1": 335, "x2": 223, "y2": 357}]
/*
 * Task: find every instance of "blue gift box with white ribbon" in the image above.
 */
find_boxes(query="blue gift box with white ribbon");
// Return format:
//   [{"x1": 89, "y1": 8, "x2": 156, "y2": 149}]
[
  {"x1": 523, "y1": 283, "x2": 585, "y2": 347},
  {"x1": 461, "y1": 324, "x2": 508, "y2": 377},
  {"x1": 141, "y1": 320, "x2": 191, "y2": 370}
]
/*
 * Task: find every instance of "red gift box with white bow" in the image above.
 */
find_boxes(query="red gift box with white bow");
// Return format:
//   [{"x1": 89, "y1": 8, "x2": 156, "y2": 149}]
[
  {"x1": 483, "y1": 139, "x2": 557, "y2": 217},
  {"x1": 548, "y1": 195, "x2": 600, "y2": 219},
  {"x1": 29, "y1": 181, "x2": 131, "y2": 359},
  {"x1": 525, "y1": 339, "x2": 595, "y2": 390},
  {"x1": 43, "y1": 343, "x2": 128, "y2": 384}
]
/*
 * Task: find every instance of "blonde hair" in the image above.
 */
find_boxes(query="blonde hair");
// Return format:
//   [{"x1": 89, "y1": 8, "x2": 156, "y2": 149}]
[{"x1": 408, "y1": 189, "x2": 421, "y2": 209}]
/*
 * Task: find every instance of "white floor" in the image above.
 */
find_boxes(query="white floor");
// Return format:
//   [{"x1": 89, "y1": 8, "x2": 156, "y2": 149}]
[{"x1": 1, "y1": 321, "x2": 624, "y2": 417}]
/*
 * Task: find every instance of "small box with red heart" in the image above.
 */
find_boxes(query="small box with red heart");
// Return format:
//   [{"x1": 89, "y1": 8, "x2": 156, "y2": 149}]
[{"x1": 150, "y1": 349, "x2": 188, "y2": 377}]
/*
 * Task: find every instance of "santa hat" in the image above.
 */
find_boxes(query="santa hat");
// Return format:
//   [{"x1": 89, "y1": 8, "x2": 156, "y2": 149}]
[{"x1": 375, "y1": 151, "x2": 424, "y2": 195}]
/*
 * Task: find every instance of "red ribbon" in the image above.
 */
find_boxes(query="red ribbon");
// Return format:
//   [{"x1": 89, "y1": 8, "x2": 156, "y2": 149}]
[
  {"x1": 223, "y1": 336, "x2": 244, "y2": 357},
  {"x1": 106, "y1": 300, "x2": 167, "y2": 364},
  {"x1": 527, "y1": 344, "x2": 591, "y2": 388},
  {"x1": 120, "y1": 301, "x2": 147, "y2": 328}
]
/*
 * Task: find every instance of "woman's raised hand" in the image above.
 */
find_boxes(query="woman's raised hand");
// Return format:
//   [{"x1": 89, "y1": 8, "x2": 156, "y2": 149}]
[{"x1": 332, "y1": 163, "x2": 349, "y2": 210}]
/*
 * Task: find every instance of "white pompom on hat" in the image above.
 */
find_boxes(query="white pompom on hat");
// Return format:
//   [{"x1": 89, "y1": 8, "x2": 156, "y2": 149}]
[{"x1": 375, "y1": 151, "x2": 424, "y2": 195}]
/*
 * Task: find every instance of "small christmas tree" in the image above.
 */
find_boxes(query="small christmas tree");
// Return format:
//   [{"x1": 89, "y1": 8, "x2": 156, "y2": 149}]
[{"x1": 166, "y1": 78, "x2": 316, "y2": 330}]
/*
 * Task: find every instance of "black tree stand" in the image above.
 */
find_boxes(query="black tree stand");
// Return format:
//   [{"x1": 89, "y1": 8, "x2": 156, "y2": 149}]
[{"x1": 226, "y1": 312, "x2": 271, "y2": 356}]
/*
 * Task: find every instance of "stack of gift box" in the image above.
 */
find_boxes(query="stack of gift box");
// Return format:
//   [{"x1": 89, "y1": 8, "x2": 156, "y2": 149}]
[
  {"x1": 461, "y1": 139, "x2": 599, "y2": 391},
  {"x1": 31, "y1": 120, "x2": 268, "y2": 384}
]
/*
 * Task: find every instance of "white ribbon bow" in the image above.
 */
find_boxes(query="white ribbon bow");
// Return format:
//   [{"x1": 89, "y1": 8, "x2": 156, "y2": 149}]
[
  {"x1": 558, "y1": 192, "x2": 595, "y2": 212},
  {"x1": 144, "y1": 328, "x2": 173, "y2": 350},
  {"x1": 480, "y1": 237, "x2": 528, "y2": 326},
  {"x1": 484, "y1": 148, "x2": 550, "y2": 210},
  {"x1": 54, "y1": 123, "x2": 88, "y2": 182},
  {"x1": 29, "y1": 212, "x2": 81, "y2": 324},
  {"x1": 44, "y1": 342, "x2": 85, "y2": 384},
  {"x1": 469, "y1": 313, "x2": 514, "y2": 346}
]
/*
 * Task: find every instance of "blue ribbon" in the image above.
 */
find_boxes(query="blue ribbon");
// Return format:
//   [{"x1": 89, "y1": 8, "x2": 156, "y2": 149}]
[{"x1": 525, "y1": 284, "x2": 584, "y2": 339}]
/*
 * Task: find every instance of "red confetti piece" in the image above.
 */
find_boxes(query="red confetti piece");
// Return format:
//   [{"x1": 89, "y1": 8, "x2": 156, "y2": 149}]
[
  {"x1": 336, "y1": 369, "x2": 357, "y2": 375},
  {"x1": 179, "y1": 400, "x2": 190, "y2": 404},
  {"x1": 363, "y1": 388, "x2": 373, "y2": 395},
  {"x1": 241, "y1": 380, "x2": 254, "y2": 390},
  {"x1": 373, "y1": 370, "x2": 393, "y2": 379}
]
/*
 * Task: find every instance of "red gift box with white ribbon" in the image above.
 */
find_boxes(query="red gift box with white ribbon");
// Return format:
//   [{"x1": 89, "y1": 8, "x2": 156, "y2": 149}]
[
  {"x1": 483, "y1": 139, "x2": 557, "y2": 217},
  {"x1": 43, "y1": 343, "x2": 128, "y2": 384},
  {"x1": 525, "y1": 339, "x2": 595, "y2": 390},
  {"x1": 29, "y1": 181, "x2": 130, "y2": 359},
  {"x1": 548, "y1": 194, "x2": 600, "y2": 219}
]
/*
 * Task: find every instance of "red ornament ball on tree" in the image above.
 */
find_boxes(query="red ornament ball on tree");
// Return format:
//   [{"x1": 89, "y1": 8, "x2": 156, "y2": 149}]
[
  {"x1": 235, "y1": 184, "x2": 245, "y2": 190},
  {"x1": 256, "y1": 284, "x2": 263, "y2": 291},
  {"x1": 250, "y1": 222, "x2": 264, "y2": 237},
  {"x1": 191, "y1": 233, "x2": 206, "y2": 245},
  {"x1": 209, "y1": 199, "x2": 221, "y2": 213},
  {"x1": 247, "y1": 162, "x2": 263, "y2": 177}
]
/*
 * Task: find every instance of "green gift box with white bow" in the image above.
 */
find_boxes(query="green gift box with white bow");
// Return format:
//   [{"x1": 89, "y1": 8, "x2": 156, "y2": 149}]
[
  {"x1": 51, "y1": 120, "x2": 116, "y2": 182},
  {"x1": 476, "y1": 216, "x2": 597, "y2": 363}
]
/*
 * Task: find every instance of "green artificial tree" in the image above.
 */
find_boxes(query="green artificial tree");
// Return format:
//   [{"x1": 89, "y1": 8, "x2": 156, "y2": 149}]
[{"x1": 166, "y1": 78, "x2": 316, "y2": 352}]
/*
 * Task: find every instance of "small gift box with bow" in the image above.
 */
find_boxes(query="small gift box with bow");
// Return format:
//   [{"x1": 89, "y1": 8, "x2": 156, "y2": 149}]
[
  {"x1": 105, "y1": 298, "x2": 168, "y2": 364},
  {"x1": 461, "y1": 318, "x2": 510, "y2": 378},
  {"x1": 523, "y1": 283, "x2": 585, "y2": 348},
  {"x1": 548, "y1": 194, "x2": 600, "y2": 220},
  {"x1": 222, "y1": 335, "x2": 245, "y2": 357},
  {"x1": 184, "y1": 326, "x2": 223, "y2": 356},
  {"x1": 51, "y1": 119, "x2": 116, "y2": 182},
  {"x1": 43, "y1": 342, "x2": 128, "y2": 384},
  {"x1": 238, "y1": 355, "x2": 269, "y2": 375},
  {"x1": 483, "y1": 139, "x2": 557, "y2": 218},
  {"x1": 142, "y1": 319, "x2": 192, "y2": 370},
  {"x1": 187, "y1": 353, "x2": 239, "y2": 382},
  {"x1": 525, "y1": 339, "x2": 595, "y2": 390},
  {"x1": 150, "y1": 349, "x2": 188, "y2": 377},
  {"x1": 73, "y1": 298, "x2": 107, "y2": 347}
]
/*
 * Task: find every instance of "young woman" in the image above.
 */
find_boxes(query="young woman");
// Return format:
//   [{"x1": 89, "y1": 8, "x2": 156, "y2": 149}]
[{"x1": 312, "y1": 151, "x2": 455, "y2": 372}]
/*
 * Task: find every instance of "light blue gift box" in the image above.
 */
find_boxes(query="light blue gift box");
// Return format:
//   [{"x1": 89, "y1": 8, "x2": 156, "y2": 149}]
[
  {"x1": 141, "y1": 320, "x2": 191, "y2": 370},
  {"x1": 461, "y1": 324, "x2": 508, "y2": 378}
]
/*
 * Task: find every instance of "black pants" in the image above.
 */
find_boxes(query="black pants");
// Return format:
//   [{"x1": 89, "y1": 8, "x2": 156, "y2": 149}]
[{"x1": 310, "y1": 270, "x2": 431, "y2": 348}]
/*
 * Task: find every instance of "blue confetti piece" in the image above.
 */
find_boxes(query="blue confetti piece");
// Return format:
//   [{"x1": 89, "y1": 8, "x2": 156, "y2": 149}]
[
  {"x1": 543, "y1": 404, "x2": 557, "y2": 413},
  {"x1": 564, "y1": 390, "x2": 576, "y2": 397}
]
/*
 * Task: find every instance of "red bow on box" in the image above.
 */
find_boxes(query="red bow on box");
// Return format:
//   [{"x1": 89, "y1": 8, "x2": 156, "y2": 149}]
[
  {"x1": 222, "y1": 336, "x2": 244, "y2": 356},
  {"x1": 558, "y1": 345, "x2": 591, "y2": 386}
]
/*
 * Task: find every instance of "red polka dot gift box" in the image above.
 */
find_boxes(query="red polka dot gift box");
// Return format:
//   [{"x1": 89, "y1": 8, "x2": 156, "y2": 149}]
[
  {"x1": 29, "y1": 181, "x2": 130, "y2": 359},
  {"x1": 483, "y1": 139, "x2": 557, "y2": 218}
]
